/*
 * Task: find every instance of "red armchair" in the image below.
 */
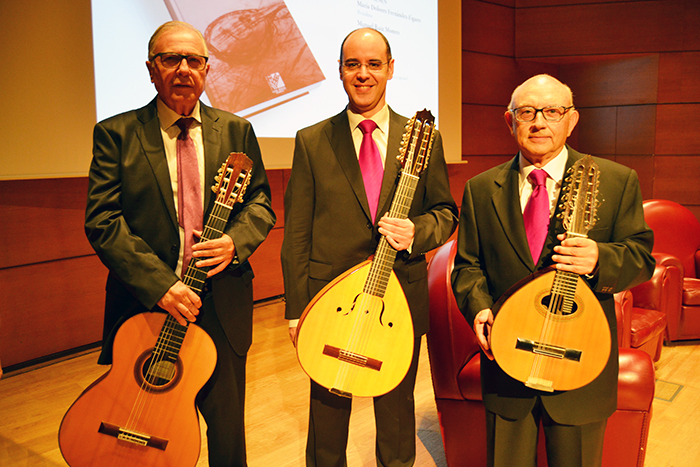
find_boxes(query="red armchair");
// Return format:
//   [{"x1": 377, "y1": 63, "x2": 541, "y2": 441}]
[
  {"x1": 630, "y1": 199, "x2": 700, "y2": 342},
  {"x1": 427, "y1": 240, "x2": 655, "y2": 467}
]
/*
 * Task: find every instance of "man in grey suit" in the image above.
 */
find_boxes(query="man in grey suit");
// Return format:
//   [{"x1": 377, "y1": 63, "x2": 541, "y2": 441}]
[
  {"x1": 451, "y1": 74, "x2": 655, "y2": 467},
  {"x1": 85, "y1": 21, "x2": 275, "y2": 466},
  {"x1": 281, "y1": 28, "x2": 458, "y2": 466}
]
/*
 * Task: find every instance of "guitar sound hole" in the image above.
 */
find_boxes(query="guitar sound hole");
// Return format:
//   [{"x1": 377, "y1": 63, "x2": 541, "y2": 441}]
[
  {"x1": 336, "y1": 307, "x2": 342, "y2": 312},
  {"x1": 540, "y1": 295, "x2": 578, "y2": 316},
  {"x1": 134, "y1": 350, "x2": 183, "y2": 392}
]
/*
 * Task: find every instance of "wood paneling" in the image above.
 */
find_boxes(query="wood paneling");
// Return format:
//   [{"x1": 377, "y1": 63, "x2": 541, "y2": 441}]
[
  {"x1": 658, "y1": 52, "x2": 700, "y2": 104},
  {"x1": 462, "y1": 0, "x2": 514, "y2": 57},
  {"x1": 0, "y1": 178, "x2": 92, "y2": 269},
  {"x1": 516, "y1": 1, "x2": 685, "y2": 58},
  {"x1": 0, "y1": 170, "x2": 289, "y2": 370},
  {"x1": 0, "y1": 255, "x2": 107, "y2": 368},
  {"x1": 462, "y1": 52, "x2": 558, "y2": 106},
  {"x1": 575, "y1": 107, "x2": 617, "y2": 156},
  {"x1": 654, "y1": 156, "x2": 700, "y2": 204},
  {"x1": 249, "y1": 227, "x2": 284, "y2": 301},
  {"x1": 559, "y1": 55, "x2": 659, "y2": 108},
  {"x1": 462, "y1": 104, "x2": 519, "y2": 156},
  {"x1": 656, "y1": 104, "x2": 700, "y2": 155},
  {"x1": 616, "y1": 105, "x2": 657, "y2": 155}
]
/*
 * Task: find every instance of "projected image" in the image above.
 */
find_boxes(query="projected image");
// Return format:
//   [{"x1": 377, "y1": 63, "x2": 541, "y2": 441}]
[
  {"x1": 91, "y1": 0, "x2": 438, "y2": 137},
  {"x1": 165, "y1": 0, "x2": 326, "y2": 118}
]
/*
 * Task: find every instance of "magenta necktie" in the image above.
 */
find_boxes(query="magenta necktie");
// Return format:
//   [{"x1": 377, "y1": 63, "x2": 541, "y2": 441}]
[
  {"x1": 176, "y1": 118, "x2": 203, "y2": 277},
  {"x1": 358, "y1": 119, "x2": 384, "y2": 222},
  {"x1": 523, "y1": 169, "x2": 550, "y2": 262}
]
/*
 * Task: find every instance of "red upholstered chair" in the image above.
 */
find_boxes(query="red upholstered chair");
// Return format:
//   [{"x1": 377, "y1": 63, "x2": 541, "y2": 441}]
[
  {"x1": 427, "y1": 240, "x2": 655, "y2": 467},
  {"x1": 630, "y1": 199, "x2": 700, "y2": 343}
]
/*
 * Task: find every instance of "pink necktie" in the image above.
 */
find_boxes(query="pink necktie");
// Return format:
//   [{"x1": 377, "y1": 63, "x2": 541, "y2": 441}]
[
  {"x1": 523, "y1": 169, "x2": 550, "y2": 262},
  {"x1": 358, "y1": 119, "x2": 384, "y2": 222},
  {"x1": 176, "y1": 118, "x2": 203, "y2": 277}
]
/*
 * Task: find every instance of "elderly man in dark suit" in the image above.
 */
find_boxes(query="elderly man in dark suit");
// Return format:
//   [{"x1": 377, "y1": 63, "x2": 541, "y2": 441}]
[
  {"x1": 281, "y1": 28, "x2": 458, "y2": 466},
  {"x1": 85, "y1": 21, "x2": 275, "y2": 467},
  {"x1": 451, "y1": 74, "x2": 655, "y2": 467}
]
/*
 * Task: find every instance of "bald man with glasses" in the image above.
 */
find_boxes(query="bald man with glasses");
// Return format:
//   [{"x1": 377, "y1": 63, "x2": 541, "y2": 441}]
[{"x1": 450, "y1": 74, "x2": 654, "y2": 467}]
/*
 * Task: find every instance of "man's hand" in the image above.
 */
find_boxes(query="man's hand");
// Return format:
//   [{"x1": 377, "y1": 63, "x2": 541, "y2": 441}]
[
  {"x1": 552, "y1": 234, "x2": 599, "y2": 276},
  {"x1": 157, "y1": 281, "x2": 202, "y2": 326},
  {"x1": 378, "y1": 215, "x2": 415, "y2": 251},
  {"x1": 192, "y1": 231, "x2": 235, "y2": 277},
  {"x1": 473, "y1": 308, "x2": 494, "y2": 360}
]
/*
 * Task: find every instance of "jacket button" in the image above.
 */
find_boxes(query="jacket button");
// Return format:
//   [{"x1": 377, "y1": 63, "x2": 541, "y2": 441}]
[
  {"x1": 367, "y1": 222, "x2": 372, "y2": 229},
  {"x1": 171, "y1": 245, "x2": 178, "y2": 253}
]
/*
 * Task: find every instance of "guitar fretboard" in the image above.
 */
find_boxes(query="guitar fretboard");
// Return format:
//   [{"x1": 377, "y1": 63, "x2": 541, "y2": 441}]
[
  {"x1": 150, "y1": 155, "x2": 251, "y2": 372},
  {"x1": 363, "y1": 173, "x2": 419, "y2": 298}
]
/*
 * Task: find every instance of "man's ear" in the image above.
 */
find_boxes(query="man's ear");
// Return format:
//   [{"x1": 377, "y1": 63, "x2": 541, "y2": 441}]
[
  {"x1": 146, "y1": 61, "x2": 154, "y2": 83},
  {"x1": 504, "y1": 110, "x2": 516, "y2": 136},
  {"x1": 566, "y1": 109, "x2": 580, "y2": 137}
]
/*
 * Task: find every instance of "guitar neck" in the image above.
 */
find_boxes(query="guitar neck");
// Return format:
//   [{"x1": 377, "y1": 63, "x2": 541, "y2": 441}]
[
  {"x1": 363, "y1": 171, "x2": 420, "y2": 298},
  {"x1": 158, "y1": 153, "x2": 252, "y2": 355}
]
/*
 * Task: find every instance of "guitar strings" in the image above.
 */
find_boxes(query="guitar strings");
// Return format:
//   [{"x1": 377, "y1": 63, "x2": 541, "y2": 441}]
[
  {"x1": 123, "y1": 171, "x2": 241, "y2": 435},
  {"x1": 333, "y1": 123, "x2": 429, "y2": 394}
]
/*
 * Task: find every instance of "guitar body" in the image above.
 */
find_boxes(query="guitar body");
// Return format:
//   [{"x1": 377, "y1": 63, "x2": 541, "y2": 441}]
[
  {"x1": 59, "y1": 312, "x2": 217, "y2": 467},
  {"x1": 490, "y1": 268, "x2": 611, "y2": 392},
  {"x1": 296, "y1": 260, "x2": 415, "y2": 398}
]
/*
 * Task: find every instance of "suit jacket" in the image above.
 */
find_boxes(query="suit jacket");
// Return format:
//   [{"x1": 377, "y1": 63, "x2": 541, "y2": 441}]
[
  {"x1": 85, "y1": 98, "x2": 276, "y2": 363},
  {"x1": 281, "y1": 107, "x2": 458, "y2": 336},
  {"x1": 451, "y1": 146, "x2": 654, "y2": 425}
]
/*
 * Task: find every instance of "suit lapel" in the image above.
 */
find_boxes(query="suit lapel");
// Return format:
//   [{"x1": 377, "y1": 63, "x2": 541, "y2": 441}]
[
  {"x1": 136, "y1": 100, "x2": 179, "y2": 231},
  {"x1": 492, "y1": 156, "x2": 535, "y2": 270},
  {"x1": 327, "y1": 110, "x2": 375, "y2": 222},
  {"x1": 375, "y1": 109, "x2": 404, "y2": 221},
  {"x1": 200, "y1": 103, "x2": 222, "y2": 212}
]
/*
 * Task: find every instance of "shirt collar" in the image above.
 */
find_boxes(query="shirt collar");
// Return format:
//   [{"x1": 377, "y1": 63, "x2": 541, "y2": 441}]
[
  {"x1": 347, "y1": 104, "x2": 390, "y2": 135},
  {"x1": 156, "y1": 97, "x2": 202, "y2": 132},
  {"x1": 519, "y1": 145, "x2": 569, "y2": 184}
]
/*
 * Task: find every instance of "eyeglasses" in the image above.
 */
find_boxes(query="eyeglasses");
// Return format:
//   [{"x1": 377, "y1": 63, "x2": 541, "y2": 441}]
[
  {"x1": 510, "y1": 105, "x2": 575, "y2": 123},
  {"x1": 341, "y1": 60, "x2": 389, "y2": 72},
  {"x1": 153, "y1": 53, "x2": 208, "y2": 71}
]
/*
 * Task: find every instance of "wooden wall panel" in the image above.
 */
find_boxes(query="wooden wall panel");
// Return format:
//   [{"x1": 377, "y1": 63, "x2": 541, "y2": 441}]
[
  {"x1": 462, "y1": 0, "x2": 514, "y2": 57},
  {"x1": 559, "y1": 55, "x2": 659, "y2": 108},
  {"x1": 0, "y1": 256, "x2": 107, "y2": 368},
  {"x1": 658, "y1": 52, "x2": 700, "y2": 104},
  {"x1": 0, "y1": 178, "x2": 92, "y2": 269},
  {"x1": 653, "y1": 156, "x2": 700, "y2": 204},
  {"x1": 462, "y1": 104, "x2": 519, "y2": 156},
  {"x1": 267, "y1": 168, "x2": 285, "y2": 229},
  {"x1": 516, "y1": 0, "x2": 636, "y2": 5},
  {"x1": 656, "y1": 104, "x2": 700, "y2": 155},
  {"x1": 462, "y1": 52, "x2": 558, "y2": 106},
  {"x1": 516, "y1": 1, "x2": 685, "y2": 58},
  {"x1": 575, "y1": 107, "x2": 617, "y2": 156},
  {"x1": 616, "y1": 105, "x2": 657, "y2": 155},
  {"x1": 249, "y1": 227, "x2": 284, "y2": 301}
]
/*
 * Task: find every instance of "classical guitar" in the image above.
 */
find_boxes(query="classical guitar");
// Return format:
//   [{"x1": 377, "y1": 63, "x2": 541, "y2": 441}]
[
  {"x1": 59, "y1": 153, "x2": 254, "y2": 467},
  {"x1": 295, "y1": 110, "x2": 436, "y2": 398},
  {"x1": 489, "y1": 155, "x2": 611, "y2": 392}
]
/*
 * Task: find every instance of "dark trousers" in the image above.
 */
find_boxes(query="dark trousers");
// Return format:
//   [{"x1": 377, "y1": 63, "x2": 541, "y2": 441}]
[
  {"x1": 306, "y1": 336, "x2": 422, "y2": 467},
  {"x1": 196, "y1": 292, "x2": 248, "y2": 467},
  {"x1": 486, "y1": 398, "x2": 607, "y2": 467}
]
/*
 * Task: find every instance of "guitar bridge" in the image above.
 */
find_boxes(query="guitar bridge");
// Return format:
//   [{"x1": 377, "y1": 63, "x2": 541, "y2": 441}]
[
  {"x1": 323, "y1": 345, "x2": 383, "y2": 371},
  {"x1": 515, "y1": 338, "x2": 582, "y2": 362},
  {"x1": 98, "y1": 422, "x2": 169, "y2": 450}
]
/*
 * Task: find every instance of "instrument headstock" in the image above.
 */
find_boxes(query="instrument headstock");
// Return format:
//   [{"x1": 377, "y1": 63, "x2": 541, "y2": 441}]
[
  {"x1": 212, "y1": 153, "x2": 254, "y2": 208},
  {"x1": 397, "y1": 109, "x2": 435, "y2": 177},
  {"x1": 558, "y1": 155, "x2": 600, "y2": 236}
]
